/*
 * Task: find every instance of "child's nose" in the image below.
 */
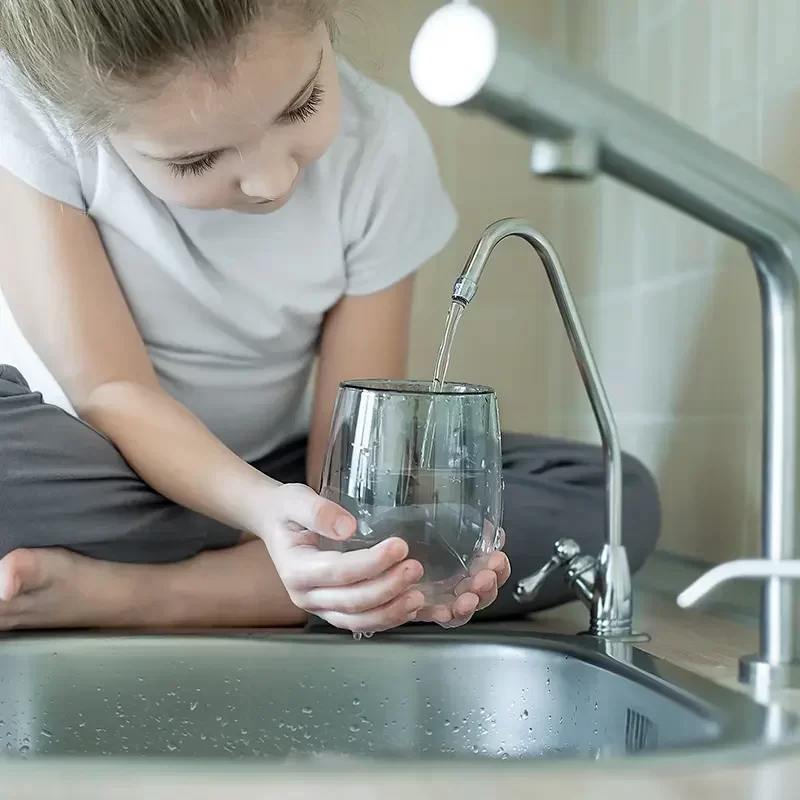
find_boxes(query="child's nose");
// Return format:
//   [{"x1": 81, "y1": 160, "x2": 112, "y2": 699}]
[{"x1": 240, "y1": 158, "x2": 299, "y2": 202}]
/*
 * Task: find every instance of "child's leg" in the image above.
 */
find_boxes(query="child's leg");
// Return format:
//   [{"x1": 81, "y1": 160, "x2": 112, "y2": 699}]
[
  {"x1": 0, "y1": 364, "x2": 240, "y2": 563},
  {"x1": 473, "y1": 433, "x2": 661, "y2": 620}
]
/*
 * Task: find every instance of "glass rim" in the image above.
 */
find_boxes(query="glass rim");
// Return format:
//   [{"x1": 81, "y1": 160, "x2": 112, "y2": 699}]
[{"x1": 339, "y1": 378, "x2": 496, "y2": 397}]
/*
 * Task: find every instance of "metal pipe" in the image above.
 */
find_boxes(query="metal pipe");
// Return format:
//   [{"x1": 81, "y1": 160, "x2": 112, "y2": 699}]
[{"x1": 411, "y1": 4, "x2": 800, "y2": 687}]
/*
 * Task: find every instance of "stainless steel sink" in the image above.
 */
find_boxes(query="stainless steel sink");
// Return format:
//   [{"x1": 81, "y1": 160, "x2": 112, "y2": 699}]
[{"x1": 0, "y1": 627, "x2": 793, "y2": 763}]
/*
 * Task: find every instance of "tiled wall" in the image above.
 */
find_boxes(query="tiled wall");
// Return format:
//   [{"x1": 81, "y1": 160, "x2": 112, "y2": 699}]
[{"x1": 544, "y1": 0, "x2": 800, "y2": 562}]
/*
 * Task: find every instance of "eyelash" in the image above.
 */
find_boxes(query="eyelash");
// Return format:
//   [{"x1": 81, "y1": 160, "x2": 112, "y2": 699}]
[
  {"x1": 167, "y1": 152, "x2": 221, "y2": 178},
  {"x1": 282, "y1": 84, "x2": 325, "y2": 125},
  {"x1": 167, "y1": 85, "x2": 326, "y2": 179}
]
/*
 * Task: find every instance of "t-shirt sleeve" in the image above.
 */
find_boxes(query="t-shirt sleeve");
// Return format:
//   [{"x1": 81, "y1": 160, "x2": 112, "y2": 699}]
[
  {"x1": 342, "y1": 95, "x2": 458, "y2": 296},
  {"x1": 0, "y1": 66, "x2": 85, "y2": 210}
]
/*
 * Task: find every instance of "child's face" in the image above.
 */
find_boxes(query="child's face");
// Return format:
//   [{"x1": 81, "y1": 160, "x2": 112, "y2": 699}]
[{"x1": 110, "y1": 19, "x2": 341, "y2": 213}]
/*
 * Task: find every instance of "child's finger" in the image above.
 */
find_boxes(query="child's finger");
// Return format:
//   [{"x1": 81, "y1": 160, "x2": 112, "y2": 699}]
[
  {"x1": 414, "y1": 602, "x2": 453, "y2": 625},
  {"x1": 289, "y1": 537, "x2": 410, "y2": 590},
  {"x1": 324, "y1": 589, "x2": 425, "y2": 633},
  {"x1": 491, "y1": 552, "x2": 511, "y2": 587},
  {"x1": 277, "y1": 483, "x2": 356, "y2": 542},
  {"x1": 304, "y1": 559, "x2": 424, "y2": 614}
]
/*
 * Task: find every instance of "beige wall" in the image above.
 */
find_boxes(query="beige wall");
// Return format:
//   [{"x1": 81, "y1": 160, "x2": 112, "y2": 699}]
[{"x1": 547, "y1": 0, "x2": 800, "y2": 562}]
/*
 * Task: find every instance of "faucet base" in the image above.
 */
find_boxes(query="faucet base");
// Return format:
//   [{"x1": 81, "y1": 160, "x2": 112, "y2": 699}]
[
  {"x1": 579, "y1": 631, "x2": 652, "y2": 645},
  {"x1": 739, "y1": 654, "x2": 800, "y2": 692}
]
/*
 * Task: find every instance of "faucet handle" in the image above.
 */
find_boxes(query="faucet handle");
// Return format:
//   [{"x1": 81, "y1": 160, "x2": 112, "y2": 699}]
[
  {"x1": 677, "y1": 559, "x2": 800, "y2": 608},
  {"x1": 514, "y1": 538, "x2": 582, "y2": 602}
]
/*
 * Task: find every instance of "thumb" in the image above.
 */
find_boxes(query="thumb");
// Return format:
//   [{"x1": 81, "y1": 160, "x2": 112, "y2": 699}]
[{"x1": 278, "y1": 483, "x2": 357, "y2": 541}]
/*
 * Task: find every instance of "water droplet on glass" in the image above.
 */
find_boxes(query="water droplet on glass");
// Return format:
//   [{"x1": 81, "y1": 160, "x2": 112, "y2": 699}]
[
  {"x1": 352, "y1": 632, "x2": 363, "y2": 641},
  {"x1": 19, "y1": 745, "x2": 29, "y2": 755},
  {"x1": 520, "y1": 710, "x2": 529, "y2": 720},
  {"x1": 349, "y1": 724, "x2": 360, "y2": 733},
  {"x1": 302, "y1": 707, "x2": 313, "y2": 716},
  {"x1": 352, "y1": 698, "x2": 360, "y2": 707},
  {"x1": 41, "y1": 730, "x2": 52, "y2": 738},
  {"x1": 189, "y1": 701, "x2": 198, "y2": 712}
]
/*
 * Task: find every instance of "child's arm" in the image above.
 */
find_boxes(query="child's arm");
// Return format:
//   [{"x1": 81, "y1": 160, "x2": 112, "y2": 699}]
[
  {"x1": 306, "y1": 275, "x2": 415, "y2": 489},
  {"x1": 0, "y1": 170, "x2": 274, "y2": 536},
  {"x1": 0, "y1": 170, "x2": 424, "y2": 633}
]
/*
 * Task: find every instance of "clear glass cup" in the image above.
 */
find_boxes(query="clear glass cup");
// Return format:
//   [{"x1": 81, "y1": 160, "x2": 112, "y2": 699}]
[{"x1": 319, "y1": 379, "x2": 503, "y2": 605}]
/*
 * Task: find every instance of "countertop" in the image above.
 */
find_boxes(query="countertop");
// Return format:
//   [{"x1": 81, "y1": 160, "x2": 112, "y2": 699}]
[{"x1": 2, "y1": 585, "x2": 800, "y2": 799}]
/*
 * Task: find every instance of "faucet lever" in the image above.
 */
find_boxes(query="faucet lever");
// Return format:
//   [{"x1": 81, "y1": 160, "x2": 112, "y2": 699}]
[
  {"x1": 514, "y1": 539, "x2": 581, "y2": 602},
  {"x1": 677, "y1": 559, "x2": 800, "y2": 689},
  {"x1": 677, "y1": 559, "x2": 800, "y2": 609}
]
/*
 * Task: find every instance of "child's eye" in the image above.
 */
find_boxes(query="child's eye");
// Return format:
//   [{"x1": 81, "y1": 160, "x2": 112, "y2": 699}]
[
  {"x1": 281, "y1": 85, "x2": 325, "y2": 125},
  {"x1": 167, "y1": 151, "x2": 221, "y2": 178}
]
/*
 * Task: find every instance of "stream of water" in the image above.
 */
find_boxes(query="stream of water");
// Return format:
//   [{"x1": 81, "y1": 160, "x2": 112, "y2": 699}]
[{"x1": 352, "y1": 301, "x2": 467, "y2": 641}]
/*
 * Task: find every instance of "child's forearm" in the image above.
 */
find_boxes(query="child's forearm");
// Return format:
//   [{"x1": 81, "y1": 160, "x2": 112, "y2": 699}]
[{"x1": 82, "y1": 381, "x2": 277, "y2": 536}]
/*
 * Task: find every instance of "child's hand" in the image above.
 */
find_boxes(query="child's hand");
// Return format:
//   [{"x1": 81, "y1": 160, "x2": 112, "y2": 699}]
[
  {"x1": 413, "y1": 530, "x2": 511, "y2": 629},
  {"x1": 258, "y1": 483, "x2": 425, "y2": 633}
]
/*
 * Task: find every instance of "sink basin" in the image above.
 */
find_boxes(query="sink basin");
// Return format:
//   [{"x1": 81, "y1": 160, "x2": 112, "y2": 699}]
[{"x1": 0, "y1": 628, "x2": 793, "y2": 763}]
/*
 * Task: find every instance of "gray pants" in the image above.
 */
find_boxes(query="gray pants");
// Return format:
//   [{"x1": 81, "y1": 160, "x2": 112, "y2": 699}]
[{"x1": 0, "y1": 364, "x2": 660, "y2": 620}]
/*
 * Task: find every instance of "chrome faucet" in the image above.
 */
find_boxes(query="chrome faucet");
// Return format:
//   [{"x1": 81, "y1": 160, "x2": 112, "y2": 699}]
[
  {"x1": 411, "y1": 3, "x2": 800, "y2": 689},
  {"x1": 451, "y1": 218, "x2": 648, "y2": 643}
]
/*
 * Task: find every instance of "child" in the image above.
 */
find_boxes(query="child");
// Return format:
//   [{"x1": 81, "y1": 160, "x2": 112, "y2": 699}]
[{"x1": 0, "y1": 0, "x2": 659, "y2": 632}]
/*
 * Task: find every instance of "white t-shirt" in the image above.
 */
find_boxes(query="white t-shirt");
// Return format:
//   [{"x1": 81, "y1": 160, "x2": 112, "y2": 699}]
[{"x1": 0, "y1": 57, "x2": 458, "y2": 462}]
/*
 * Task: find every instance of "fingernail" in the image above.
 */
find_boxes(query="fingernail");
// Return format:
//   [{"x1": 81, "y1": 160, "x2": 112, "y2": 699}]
[
  {"x1": 405, "y1": 563, "x2": 422, "y2": 580},
  {"x1": 334, "y1": 518, "x2": 353, "y2": 538}
]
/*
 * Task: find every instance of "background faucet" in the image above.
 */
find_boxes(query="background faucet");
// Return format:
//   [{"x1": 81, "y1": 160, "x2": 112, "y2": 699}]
[{"x1": 410, "y1": 3, "x2": 800, "y2": 690}]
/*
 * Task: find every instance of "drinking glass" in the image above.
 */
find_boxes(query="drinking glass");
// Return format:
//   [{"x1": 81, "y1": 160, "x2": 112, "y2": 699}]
[{"x1": 319, "y1": 379, "x2": 503, "y2": 604}]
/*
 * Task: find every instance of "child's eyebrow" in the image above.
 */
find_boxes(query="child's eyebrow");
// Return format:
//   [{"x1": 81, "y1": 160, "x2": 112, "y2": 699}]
[{"x1": 142, "y1": 49, "x2": 325, "y2": 163}]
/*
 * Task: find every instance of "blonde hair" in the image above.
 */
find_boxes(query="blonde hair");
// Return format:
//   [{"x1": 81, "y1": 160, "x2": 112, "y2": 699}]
[{"x1": 0, "y1": 0, "x2": 336, "y2": 136}]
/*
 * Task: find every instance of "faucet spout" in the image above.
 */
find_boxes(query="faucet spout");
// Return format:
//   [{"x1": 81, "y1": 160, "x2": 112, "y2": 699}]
[{"x1": 452, "y1": 218, "x2": 645, "y2": 641}]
